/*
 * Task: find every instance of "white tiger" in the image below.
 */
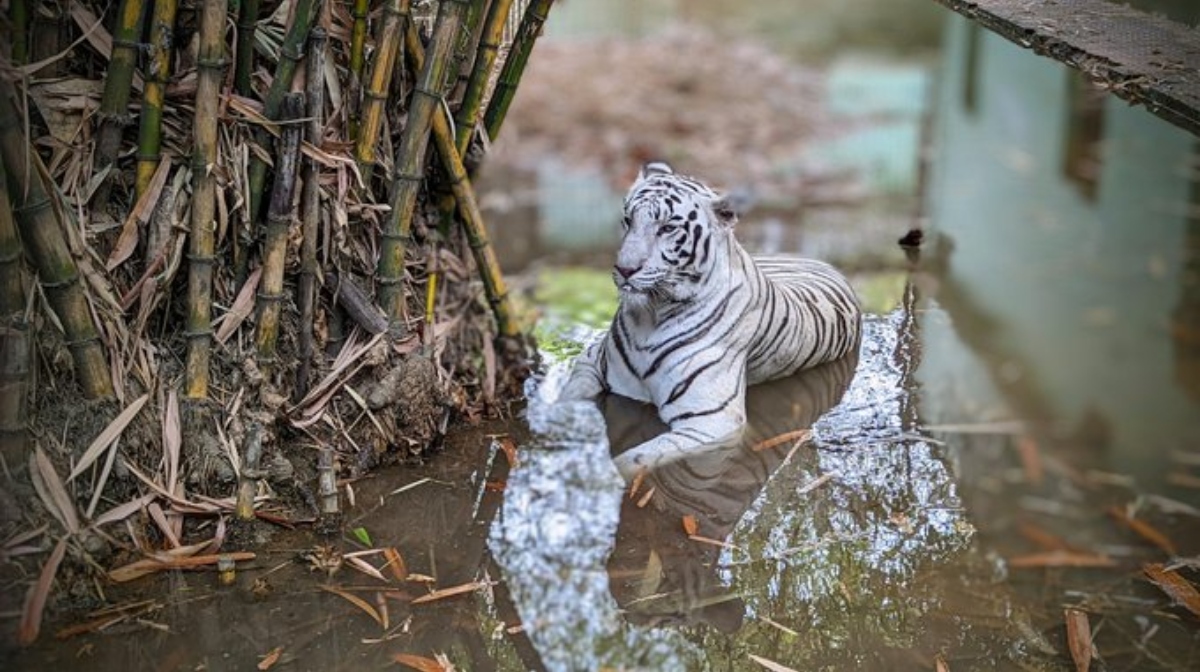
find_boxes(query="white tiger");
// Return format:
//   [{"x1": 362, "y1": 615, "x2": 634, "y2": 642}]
[{"x1": 561, "y1": 162, "x2": 862, "y2": 476}]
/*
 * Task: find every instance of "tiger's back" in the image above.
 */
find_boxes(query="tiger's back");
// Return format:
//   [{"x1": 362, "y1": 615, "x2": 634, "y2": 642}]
[{"x1": 745, "y1": 255, "x2": 861, "y2": 385}]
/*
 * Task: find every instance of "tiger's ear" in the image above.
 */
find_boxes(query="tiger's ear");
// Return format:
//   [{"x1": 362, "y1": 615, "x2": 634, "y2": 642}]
[
  {"x1": 637, "y1": 161, "x2": 674, "y2": 182},
  {"x1": 711, "y1": 194, "x2": 738, "y2": 229}
]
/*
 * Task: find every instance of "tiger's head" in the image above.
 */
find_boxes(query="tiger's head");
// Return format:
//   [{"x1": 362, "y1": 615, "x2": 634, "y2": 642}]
[{"x1": 614, "y1": 162, "x2": 737, "y2": 308}]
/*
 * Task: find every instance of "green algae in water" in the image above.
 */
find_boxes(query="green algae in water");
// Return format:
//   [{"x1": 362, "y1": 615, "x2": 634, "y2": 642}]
[{"x1": 535, "y1": 267, "x2": 618, "y2": 362}]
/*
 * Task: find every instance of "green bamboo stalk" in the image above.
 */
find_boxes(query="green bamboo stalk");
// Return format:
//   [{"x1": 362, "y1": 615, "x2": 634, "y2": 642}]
[
  {"x1": 93, "y1": 0, "x2": 148, "y2": 199},
  {"x1": 483, "y1": 0, "x2": 553, "y2": 143},
  {"x1": 254, "y1": 93, "x2": 305, "y2": 373},
  {"x1": 9, "y1": 0, "x2": 29, "y2": 64},
  {"x1": 296, "y1": 28, "x2": 326, "y2": 402},
  {"x1": 354, "y1": 0, "x2": 408, "y2": 181},
  {"x1": 348, "y1": 0, "x2": 370, "y2": 87},
  {"x1": 452, "y1": 0, "x2": 490, "y2": 96},
  {"x1": 244, "y1": 0, "x2": 321, "y2": 239},
  {"x1": 455, "y1": 0, "x2": 514, "y2": 156},
  {"x1": 378, "y1": 0, "x2": 469, "y2": 328},
  {"x1": 0, "y1": 161, "x2": 28, "y2": 458},
  {"x1": 403, "y1": 19, "x2": 518, "y2": 337},
  {"x1": 234, "y1": 0, "x2": 261, "y2": 95},
  {"x1": 0, "y1": 81, "x2": 114, "y2": 400},
  {"x1": 135, "y1": 0, "x2": 178, "y2": 199},
  {"x1": 235, "y1": 422, "x2": 263, "y2": 520},
  {"x1": 185, "y1": 0, "x2": 227, "y2": 401}
]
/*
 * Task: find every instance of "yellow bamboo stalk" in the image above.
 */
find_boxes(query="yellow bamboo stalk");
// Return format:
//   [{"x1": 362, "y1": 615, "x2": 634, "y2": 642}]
[
  {"x1": 184, "y1": 0, "x2": 227, "y2": 400},
  {"x1": 403, "y1": 20, "x2": 518, "y2": 337},
  {"x1": 377, "y1": 0, "x2": 470, "y2": 328},
  {"x1": 0, "y1": 81, "x2": 114, "y2": 400},
  {"x1": 354, "y1": 0, "x2": 409, "y2": 181}
]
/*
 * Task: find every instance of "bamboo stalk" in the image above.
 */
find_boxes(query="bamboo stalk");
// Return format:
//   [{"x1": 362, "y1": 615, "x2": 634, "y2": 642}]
[
  {"x1": 455, "y1": 0, "x2": 514, "y2": 156},
  {"x1": 93, "y1": 0, "x2": 148, "y2": 201},
  {"x1": 254, "y1": 93, "x2": 305, "y2": 373},
  {"x1": 403, "y1": 19, "x2": 518, "y2": 337},
  {"x1": 296, "y1": 28, "x2": 326, "y2": 403},
  {"x1": 483, "y1": 0, "x2": 554, "y2": 143},
  {"x1": 9, "y1": 0, "x2": 29, "y2": 64},
  {"x1": 244, "y1": 0, "x2": 320, "y2": 247},
  {"x1": 317, "y1": 445, "x2": 338, "y2": 516},
  {"x1": 348, "y1": 0, "x2": 369, "y2": 93},
  {"x1": 235, "y1": 422, "x2": 263, "y2": 520},
  {"x1": 30, "y1": 3, "x2": 66, "y2": 79},
  {"x1": 135, "y1": 0, "x2": 178, "y2": 199},
  {"x1": 184, "y1": 0, "x2": 227, "y2": 400},
  {"x1": 234, "y1": 0, "x2": 262, "y2": 96},
  {"x1": 354, "y1": 0, "x2": 408, "y2": 182},
  {"x1": 452, "y1": 0, "x2": 490, "y2": 98},
  {"x1": 0, "y1": 81, "x2": 114, "y2": 400},
  {"x1": 0, "y1": 161, "x2": 28, "y2": 458},
  {"x1": 378, "y1": 0, "x2": 469, "y2": 328}
]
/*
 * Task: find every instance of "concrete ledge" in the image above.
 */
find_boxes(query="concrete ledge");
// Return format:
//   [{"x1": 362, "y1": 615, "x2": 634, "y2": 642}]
[{"x1": 931, "y1": 0, "x2": 1200, "y2": 136}]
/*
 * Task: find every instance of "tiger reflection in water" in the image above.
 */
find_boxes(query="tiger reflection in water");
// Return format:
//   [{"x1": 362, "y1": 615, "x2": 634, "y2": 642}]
[{"x1": 603, "y1": 352, "x2": 858, "y2": 631}]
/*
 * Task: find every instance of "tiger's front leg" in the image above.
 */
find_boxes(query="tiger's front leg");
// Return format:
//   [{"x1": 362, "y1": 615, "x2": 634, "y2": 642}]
[
  {"x1": 612, "y1": 359, "x2": 749, "y2": 479},
  {"x1": 559, "y1": 341, "x2": 605, "y2": 401}
]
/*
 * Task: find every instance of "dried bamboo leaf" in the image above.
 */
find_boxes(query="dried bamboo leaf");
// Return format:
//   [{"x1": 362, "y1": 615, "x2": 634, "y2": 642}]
[
  {"x1": 392, "y1": 653, "x2": 450, "y2": 672},
  {"x1": 163, "y1": 390, "x2": 181, "y2": 494},
  {"x1": 31, "y1": 447, "x2": 80, "y2": 534},
  {"x1": 1064, "y1": 608, "x2": 1095, "y2": 672},
  {"x1": 1007, "y1": 551, "x2": 1115, "y2": 569},
  {"x1": 67, "y1": 394, "x2": 149, "y2": 482},
  {"x1": 748, "y1": 654, "x2": 800, "y2": 672},
  {"x1": 319, "y1": 585, "x2": 383, "y2": 626},
  {"x1": 1143, "y1": 563, "x2": 1200, "y2": 617},
  {"x1": 410, "y1": 580, "x2": 492, "y2": 605},
  {"x1": 1108, "y1": 506, "x2": 1178, "y2": 556},
  {"x1": 214, "y1": 268, "x2": 263, "y2": 345},
  {"x1": 109, "y1": 551, "x2": 255, "y2": 583},
  {"x1": 107, "y1": 159, "x2": 171, "y2": 270},
  {"x1": 92, "y1": 493, "x2": 155, "y2": 527},
  {"x1": 18, "y1": 536, "x2": 68, "y2": 646}
]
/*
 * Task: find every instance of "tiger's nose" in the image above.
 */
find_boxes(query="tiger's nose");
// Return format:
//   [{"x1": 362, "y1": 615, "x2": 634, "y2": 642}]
[{"x1": 615, "y1": 264, "x2": 640, "y2": 279}]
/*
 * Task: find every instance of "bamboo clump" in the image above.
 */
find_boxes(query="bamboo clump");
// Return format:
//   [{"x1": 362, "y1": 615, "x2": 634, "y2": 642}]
[
  {"x1": 135, "y1": 0, "x2": 178, "y2": 198},
  {"x1": 484, "y1": 0, "x2": 554, "y2": 142},
  {"x1": 4, "y1": 0, "x2": 564, "y2": 640},
  {"x1": 93, "y1": 0, "x2": 147, "y2": 201},
  {"x1": 378, "y1": 0, "x2": 470, "y2": 328},
  {"x1": 0, "y1": 81, "x2": 113, "y2": 401},
  {"x1": 184, "y1": 0, "x2": 227, "y2": 400}
]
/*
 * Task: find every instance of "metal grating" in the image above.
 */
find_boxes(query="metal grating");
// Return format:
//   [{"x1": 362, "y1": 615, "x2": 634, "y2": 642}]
[{"x1": 932, "y1": 0, "x2": 1200, "y2": 137}]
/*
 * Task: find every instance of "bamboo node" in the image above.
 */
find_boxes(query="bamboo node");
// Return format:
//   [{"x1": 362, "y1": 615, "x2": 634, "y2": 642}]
[
  {"x1": 63, "y1": 335, "x2": 103, "y2": 351},
  {"x1": 136, "y1": 151, "x2": 163, "y2": 162},
  {"x1": 196, "y1": 56, "x2": 229, "y2": 70},
  {"x1": 412, "y1": 85, "x2": 445, "y2": 102},
  {"x1": 12, "y1": 195, "x2": 52, "y2": 215},
  {"x1": 0, "y1": 248, "x2": 22, "y2": 264},
  {"x1": 255, "y1": 291, "x2": 285, "y2": 303},
  {"x1": 186, "y1": 253, "x2": 217, "y2": 265},
  {"x1": 182, "y1": 328, "x2": 214, "y2": 339},
  {"x1": 363, "y1": 90, "x2": 389, "y2": 102},
  {"x1": 39, "y1": 274, "x2": 82, "y2": 290},
  {"x1": 280, "y1": 44, "x2": 306, "y2": 63},
  {"x1": 375, "y1": 275, "x2": 405, "y2": 287},
  {"x1": 394, "y1": 171, "x2": 424, "y2": 183}
]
